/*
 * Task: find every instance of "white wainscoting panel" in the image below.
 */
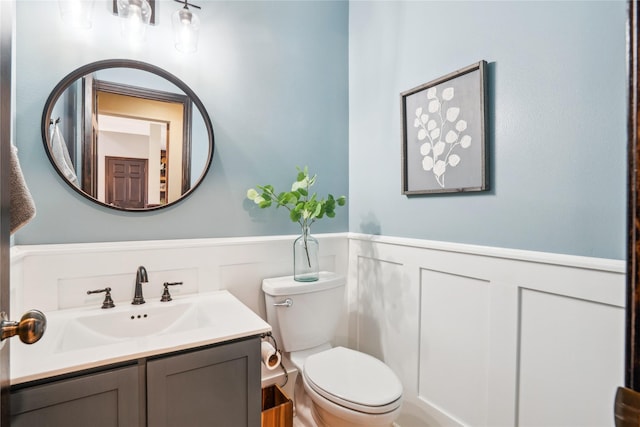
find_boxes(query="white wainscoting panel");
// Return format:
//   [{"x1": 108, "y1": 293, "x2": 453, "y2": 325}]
[
  {"x1": 518, "y1": 289, "x2": 625, "y2": 427},
  {"x1": 348, "y1": 234, "x2": 626, "y2": 427},
  {"x1": 10, "y1": 234, "x2": 348, "y2": 323},
  {"x1": 11, "y1": 233, "x2": 626, "y2": 426},
  {"x1": 419, "y1": 269, "x2": 491, "y2": 426}
]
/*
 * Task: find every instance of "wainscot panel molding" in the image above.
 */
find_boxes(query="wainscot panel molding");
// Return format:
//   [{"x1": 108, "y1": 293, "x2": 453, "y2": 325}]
[
  {"x1": 347, "y1": 233, "x2": 625, "y2": 427},
  {"x1": 11, "y1": 233, "x2": 625, "y2": 426},
  {"x1": 10, "y1": 234, "x2": 349, "y2": 324}
]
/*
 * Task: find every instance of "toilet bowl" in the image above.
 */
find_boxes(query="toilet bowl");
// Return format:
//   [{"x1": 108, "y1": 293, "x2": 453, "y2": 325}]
[
  {"x1": 262, "y1": 272, "x2": 403, "y2": 427},
  {"x1": 301, "y1": 346, "x2": 402, "y2": 427}
]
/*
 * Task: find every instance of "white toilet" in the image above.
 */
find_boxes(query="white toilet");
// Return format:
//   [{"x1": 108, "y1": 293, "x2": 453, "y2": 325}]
[{"x1": 262, "y1": 272, "x2": 403, "y2": 427}]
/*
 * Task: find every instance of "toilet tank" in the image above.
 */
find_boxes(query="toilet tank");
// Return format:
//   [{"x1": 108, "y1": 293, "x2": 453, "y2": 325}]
[{"x1": 262, "y1": 271, "x2": 345, "y2": 353}]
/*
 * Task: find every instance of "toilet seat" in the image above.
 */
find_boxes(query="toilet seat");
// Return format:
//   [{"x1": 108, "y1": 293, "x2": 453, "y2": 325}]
[{"x1": 302, "y1": 346, "x2": 402, "y2": 414}]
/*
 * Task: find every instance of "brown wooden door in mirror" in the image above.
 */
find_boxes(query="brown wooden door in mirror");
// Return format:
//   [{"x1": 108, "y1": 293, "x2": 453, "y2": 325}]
[{"x1": 105, "y1": 157, "x2": 147, "y2": 209}]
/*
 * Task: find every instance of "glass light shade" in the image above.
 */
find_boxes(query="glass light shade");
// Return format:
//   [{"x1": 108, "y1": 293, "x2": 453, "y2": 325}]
[
  {"x1": 117, "y1": 0, "x2": 152, "y2": 41},
  {"x1": 172, "y1": 7, "x2": 200, "y2": 53},
  {"x1": 58, "y1": 0, "x2": 95, "y2": 29}
]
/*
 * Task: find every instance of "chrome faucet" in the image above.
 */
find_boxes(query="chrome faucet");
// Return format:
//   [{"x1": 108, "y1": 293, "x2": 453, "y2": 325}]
[{"x1": 132, "y1": 266, "x2": 148, "y2": 305}]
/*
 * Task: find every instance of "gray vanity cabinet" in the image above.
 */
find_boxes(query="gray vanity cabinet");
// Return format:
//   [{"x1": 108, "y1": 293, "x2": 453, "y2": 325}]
[
  {"x1": 10, "y1": 336, "x2": 261, "y2": 427},
  {"x1": 147, "y1": 337, "x2": 261, "y2": 427},
  {"x1": 10, "y1": 365, "x2": 140, "y2": 426}
]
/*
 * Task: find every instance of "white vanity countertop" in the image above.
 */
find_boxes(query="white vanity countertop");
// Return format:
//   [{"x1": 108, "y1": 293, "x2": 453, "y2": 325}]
[{"x1": 11, "y1": 290, "x2": 271, "y2": 385}]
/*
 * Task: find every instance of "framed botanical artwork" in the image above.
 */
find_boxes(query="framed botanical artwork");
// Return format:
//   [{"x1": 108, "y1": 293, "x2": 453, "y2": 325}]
[{"x1": 401, "y1": 60, "x2": 488, "y2": 195}]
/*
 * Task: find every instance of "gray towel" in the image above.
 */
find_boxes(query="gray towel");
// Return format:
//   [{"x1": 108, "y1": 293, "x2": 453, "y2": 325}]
[{"x1": 9, "y1": 145, "x2": 35, "y2": 234}]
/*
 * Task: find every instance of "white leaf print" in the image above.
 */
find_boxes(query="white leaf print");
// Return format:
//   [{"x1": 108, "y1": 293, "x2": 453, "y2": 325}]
[
  {"x1": 434, "y1": 160, "x2": 446, "y2": 177},
  {"x1": 413, "y1": 94, "x2": 472, "y2": 186},
  {"x1": 442, "y1": 87, "x2": 454, "y2": 101},
  {"x1": 460, "y1": 135, "x2": 472, "y2": 148},
  {"x1": 433, "y1": 141, "x2": 445, "y2": 156},
  {"x1": 422, "y1": 155, "x2": 434, "y2": 171},
  {"x1": 446, "y1": 107, "x2": 460, "y2": 122},
  {"x1": 445, "y1": 130, "x2": 458, "y2": 143}
]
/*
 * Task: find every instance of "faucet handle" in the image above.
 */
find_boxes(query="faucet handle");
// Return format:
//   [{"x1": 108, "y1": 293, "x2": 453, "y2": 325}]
[
  {"x1": 160, "y1": 282, "x2": 183, "y2": 302},
  {"x1": 87, "y1": 287, "x2": 115, "y2": 309}
]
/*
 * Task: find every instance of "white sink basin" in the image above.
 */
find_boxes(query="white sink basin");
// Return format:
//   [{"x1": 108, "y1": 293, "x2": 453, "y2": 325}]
[
  {"x1": 75, "y1": 303, "x2": 195, "y2": 338},
  {"x1": 11, "y1": 290, "x2": 272, "y2": 385},
  {"x1": 56, "y1": 300, "x2": 214, "y2": 352}
]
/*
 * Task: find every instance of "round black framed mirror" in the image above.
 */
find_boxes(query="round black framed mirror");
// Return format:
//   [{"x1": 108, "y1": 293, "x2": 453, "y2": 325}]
[{"x1": 42, "y1": 59, "x2": 214, "y2": 211}]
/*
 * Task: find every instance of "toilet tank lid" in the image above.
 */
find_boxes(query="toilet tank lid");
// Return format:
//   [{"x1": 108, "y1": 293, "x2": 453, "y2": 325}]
[{"x1": 262, "y1": 271, "x2": 345, "y2": 296}]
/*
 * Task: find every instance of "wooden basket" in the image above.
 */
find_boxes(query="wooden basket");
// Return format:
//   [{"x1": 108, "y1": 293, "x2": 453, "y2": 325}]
[{"x1": 261, "y1": 384, "x2": 293, "y2": 427}]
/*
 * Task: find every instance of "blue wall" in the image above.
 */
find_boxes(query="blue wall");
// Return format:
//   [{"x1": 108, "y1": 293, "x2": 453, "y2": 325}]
[
  {"x1": 349, "y1": 1, "x2": 627, "y2": 259},
  {"x1": 14, "y1": 0, "x2": 349, "y2": 244},
  {"x1": 15, "y1": 1, "x2": 628, "y2": 260}
]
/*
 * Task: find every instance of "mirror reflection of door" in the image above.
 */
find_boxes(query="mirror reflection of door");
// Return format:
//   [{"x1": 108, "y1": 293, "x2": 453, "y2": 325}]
[
  {"x1": 105, "y1": 156, "x2": 148, "y2": 209},
  {"x1": 97, "y1": 115, "x2": 167, "y2": 207},
  {"x1": 84, "y1": 78, "x2": 192, "y2": 208}
]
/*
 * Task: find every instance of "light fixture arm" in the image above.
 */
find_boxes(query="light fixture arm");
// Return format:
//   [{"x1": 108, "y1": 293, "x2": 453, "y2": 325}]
[{"x1": 174, "y1": 0, "x2": 201, "y2": 10}]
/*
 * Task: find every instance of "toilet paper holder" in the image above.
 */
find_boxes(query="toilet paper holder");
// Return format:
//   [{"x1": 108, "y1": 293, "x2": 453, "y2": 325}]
[{"x1": 261, "y1": 331, "x2": 288, "y2": 387}]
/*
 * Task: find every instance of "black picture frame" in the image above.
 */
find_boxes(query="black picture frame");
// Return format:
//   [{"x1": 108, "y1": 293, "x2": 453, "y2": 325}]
[{"x1": 401, "y1": 61, "x2": 488, "y2": 195}]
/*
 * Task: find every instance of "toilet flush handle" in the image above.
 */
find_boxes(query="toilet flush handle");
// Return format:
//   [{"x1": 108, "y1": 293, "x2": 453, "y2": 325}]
[{"x1": 273, "y1": 298, "x2": 293, "y2": 308}]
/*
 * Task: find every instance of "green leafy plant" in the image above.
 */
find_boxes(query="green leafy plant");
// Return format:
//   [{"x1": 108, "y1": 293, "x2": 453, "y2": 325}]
[
  {"x1": 247, "y1": 166, "x2": 346, "y2": 229},
  {"x1": 246, "y1": 166, "x2": 346, "y2": 268}
]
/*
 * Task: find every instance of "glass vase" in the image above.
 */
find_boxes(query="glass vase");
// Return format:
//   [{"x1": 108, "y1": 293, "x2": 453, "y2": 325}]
[{"x1": 293, "y1": 225, "x2": 319, "y2": 282}]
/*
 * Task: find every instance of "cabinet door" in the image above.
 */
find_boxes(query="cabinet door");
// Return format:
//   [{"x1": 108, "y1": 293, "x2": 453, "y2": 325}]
[
  {"x1": 147, "y1": 337, "x2": 261, "y2": 427},
  {"x1": 10, "y1": 365, "x2": 140, "y2": 427}
]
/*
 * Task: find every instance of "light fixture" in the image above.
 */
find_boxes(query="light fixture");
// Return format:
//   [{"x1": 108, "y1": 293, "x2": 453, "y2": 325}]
[
  {"x1": 58, "y1": 0, "x2": 95, "y2": 29},
  {"x1": 172, "y1": 0, "x2": 201, "y2": 53},
  {"x1": 116, "y1": 0, "x2": 153, "y2": 42}
]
